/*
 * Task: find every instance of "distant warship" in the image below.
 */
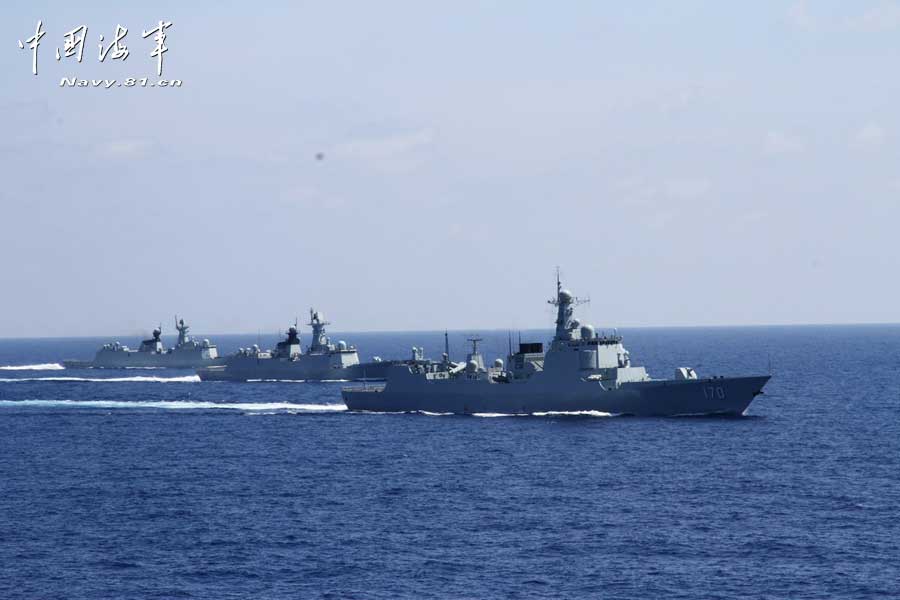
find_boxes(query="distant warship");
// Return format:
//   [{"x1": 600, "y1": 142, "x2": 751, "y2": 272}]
[
  {"x1": 62, "y1": 317, "x2": 223, "y2": 369},
  {"x1": 342, "y1": 279, "x2": 770, "y2": 416},
  {"x1": 197, "y1": 309, "x2": 395, "y2": 382}
]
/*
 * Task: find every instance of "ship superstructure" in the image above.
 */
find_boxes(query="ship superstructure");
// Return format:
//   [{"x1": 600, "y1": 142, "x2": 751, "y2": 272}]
[
  {"x1": 62, "y1": 317, "x2": 222, "y2": 369},
  {"x1": 197, "y1": 309, "x2": 392, "y2": 381},
  {"x1": 342, "y1": 279, "x2": 770, "y2": 416}
]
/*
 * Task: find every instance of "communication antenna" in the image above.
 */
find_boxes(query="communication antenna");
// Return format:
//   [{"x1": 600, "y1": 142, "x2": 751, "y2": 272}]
[
  {"x1": 508, "y1": 331, "x2": 512, "y2": 356},
  {"x1": 444, "y1": 330, "x2": 450, "y2": 359},
  {"x1": 467, "y1": 337, "x2": 483, "y2": 355}
]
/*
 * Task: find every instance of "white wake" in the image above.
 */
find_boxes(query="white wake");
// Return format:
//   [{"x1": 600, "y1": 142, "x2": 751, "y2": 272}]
[
  {"x1": 0, "y1": 400, "x2": 347, "y2": 412},
  {"x1": 0, "y1": 375, "x2": 201, "y2": 383},
  {"x1": 473, "y1": 411, "x2": 615, "y2": 418},
  {"x1": 0, "y1": 363, "x2": 65, "y2": 371}
]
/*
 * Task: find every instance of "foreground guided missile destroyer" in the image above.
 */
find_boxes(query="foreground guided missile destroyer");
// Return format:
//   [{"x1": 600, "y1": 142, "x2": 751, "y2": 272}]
[
  {"x1": 197, "y1": 309, "x2": 393, "y2": 382},
  {"x1": 62, "y1": 318, "x2": 223, "y2": 369},
  {"x1": 342, "y1": 281, "x2": 770, "y2": 416}
]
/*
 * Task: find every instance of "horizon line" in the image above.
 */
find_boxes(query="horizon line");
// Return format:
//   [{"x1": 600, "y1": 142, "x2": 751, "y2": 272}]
[{"x1": 2, "y1": 320, "x2": 900, "y2": 341}]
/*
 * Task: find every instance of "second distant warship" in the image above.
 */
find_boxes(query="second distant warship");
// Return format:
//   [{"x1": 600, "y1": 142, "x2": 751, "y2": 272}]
[
  {"x1": 62, "y1": 317, "x2": 223, "y2": 369},
  {"x1": 196, "y1": 309, "x2": 395, "y2": 382},
  {"x1": 342, "y1": 278, "x2": 771, "y2": 417}
]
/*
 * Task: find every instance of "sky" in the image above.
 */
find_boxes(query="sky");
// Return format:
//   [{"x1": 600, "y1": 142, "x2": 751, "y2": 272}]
[{"x1": 2, "y1": 1, "x2": 899, "y2": 337}]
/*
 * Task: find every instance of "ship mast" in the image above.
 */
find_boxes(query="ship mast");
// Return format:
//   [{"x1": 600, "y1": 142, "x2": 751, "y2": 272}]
[
  {"x1": 548, "y1": 268, "x2": 588, "y2": 343},
  {"x1": 307, "y1": 308, "x2": 331, "y2": 352}
]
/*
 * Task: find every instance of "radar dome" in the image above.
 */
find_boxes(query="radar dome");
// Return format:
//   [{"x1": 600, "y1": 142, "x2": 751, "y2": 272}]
[
  {"x1": 493, "y1": 358, "x2": 504, "y2": 369},
  {"x1": 338, "y1": 340, "x2": 347, "y2": 350},
  {"x1": 289, "y1": 325, "x2": 298, "y2": 335},
  {"x1": 467, "y1": 360, "x2": 478, "y2": 372},
  {"x1": 580, "y1": 324, "x2": 595, "y2": 340},
  {"x1": 559, "y1": 289, "x2": 573, "y2": 302}
]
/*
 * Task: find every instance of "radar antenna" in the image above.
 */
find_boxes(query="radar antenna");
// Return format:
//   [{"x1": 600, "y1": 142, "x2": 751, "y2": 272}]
[{"x1": 547, "y1": 269, "x2": 590, "y2": 308}]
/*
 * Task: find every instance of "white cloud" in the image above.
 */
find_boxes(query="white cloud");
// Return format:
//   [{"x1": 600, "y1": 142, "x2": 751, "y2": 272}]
[
  {"x1": 852, "y1": 123, "x2": 888, "y2": 148},
  {"x1": 787, "y1": 1, "x2": 817, "y2": 29},
  {"x1": 848, "y1": 2, "x2": 900, "y2": 32},
  {"x1": 96, "y1": 139, "x2": 153, "y2": 160},
  {"x1": 664, "y1": 178, "x2": 712, "y2": 200},
  {"x1": 788, "y1": 1, "x2": 900, "y2": 32},
  {"x1": 764, "y1": 130, "x2": 805, "y2": 156},
  {"x1": 334, "y1": 129, "x2": 434, "y2": 172}
]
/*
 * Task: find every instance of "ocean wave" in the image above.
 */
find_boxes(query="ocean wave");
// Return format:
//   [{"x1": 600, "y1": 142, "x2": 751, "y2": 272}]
[
  {"x1": 0, "y1": 363, "x2": 65, "y2": 371},
  {"x1": 472, "y1": 413, "x2": 526, "y2": 418},
  {"x1": 0, "y1": 400, "x2": 347, "y2": 412},
  {"x1": 0, "y1": 375, "x2": 201, "y2": 383}
]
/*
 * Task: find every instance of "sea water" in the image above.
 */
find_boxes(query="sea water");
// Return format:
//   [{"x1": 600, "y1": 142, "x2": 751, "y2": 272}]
[{"x1": 1, "y1": 326, "x2": 898, "y2": 598}]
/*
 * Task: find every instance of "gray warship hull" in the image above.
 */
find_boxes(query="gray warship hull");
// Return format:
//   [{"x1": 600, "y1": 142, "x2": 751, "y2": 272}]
[
  {"x1": 197, "y1": 357, "x2": 394, "y2": 382},
  {"x1": 62, "y1": 352, "x2": 225, "y2": 370},
  {"x1": 342, "y1": 370, "x2": 770, "y2": 416},
  {"x1": 62, "y1": 318, "x2": 221, "y2": 369},
  {"x1": 198, "y1": 308, "x2": 402, "y2": 382}
]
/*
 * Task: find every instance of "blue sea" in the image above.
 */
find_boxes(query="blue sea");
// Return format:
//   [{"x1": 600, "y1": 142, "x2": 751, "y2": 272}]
[{"x1": 1, "y1": 326, "x2": 899, "y2": 599}]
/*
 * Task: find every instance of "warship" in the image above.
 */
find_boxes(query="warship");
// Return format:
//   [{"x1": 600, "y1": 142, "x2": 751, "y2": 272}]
[
  {"x1": 62, "y1": 318, "x2": 223, "y2": 369},
  {"x1": 196, "y1": 309, "x2": 396, "y2": 382},
  {"x1": 342, "y1": 280, "x2": 771, "y2": 416}
]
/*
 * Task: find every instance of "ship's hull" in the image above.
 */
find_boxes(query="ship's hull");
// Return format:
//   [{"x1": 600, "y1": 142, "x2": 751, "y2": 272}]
[
  {"x1": 62, "y1": 351, "x2": 224, "y2": 369},
  {"x1": 197, "y1": 356, "x2": 394, "y2": 382},
  {"x1": 342, "y1": 374, "x2": 771, "y2": 417}
]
